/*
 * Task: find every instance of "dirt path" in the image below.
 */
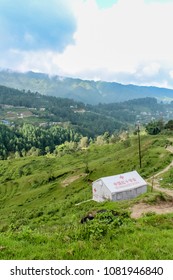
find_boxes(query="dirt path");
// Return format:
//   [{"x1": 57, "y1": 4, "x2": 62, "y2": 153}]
[
  {"x1": 147, "y1": 145, "x2": 173, "y2": 197},
  {"x1": 131, "y1": 201, "x2": 173, "y2": 218},
  {"x1": 61, "y1": 174, "x2": 86, "y2": 187},
  {"x1": 130, "y1": 146, "x2": 173, "y2": 218}
]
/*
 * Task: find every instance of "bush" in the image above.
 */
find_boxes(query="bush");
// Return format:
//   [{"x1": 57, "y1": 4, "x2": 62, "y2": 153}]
[{"x1": 79, "y1": 210, "x2": 131, "y2": 240}]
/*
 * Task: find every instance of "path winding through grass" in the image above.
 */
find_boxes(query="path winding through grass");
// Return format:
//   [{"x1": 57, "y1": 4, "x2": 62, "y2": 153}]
[{"x1": 131, "y1": 146, "x2": 173, "y2": 218}]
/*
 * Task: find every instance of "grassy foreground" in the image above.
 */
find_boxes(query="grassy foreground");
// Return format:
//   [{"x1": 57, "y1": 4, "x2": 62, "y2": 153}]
[{"x1": 0, "y1": 134, "x2": 173, "y2": 259}]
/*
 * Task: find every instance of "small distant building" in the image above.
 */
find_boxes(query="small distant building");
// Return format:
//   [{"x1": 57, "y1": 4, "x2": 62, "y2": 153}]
[
  {"x1": 92, "y1": 170, "x2": 147, "y2": 202},
  {"x1": 1, "y1": 120, "x2": 11, "y2": 126}
]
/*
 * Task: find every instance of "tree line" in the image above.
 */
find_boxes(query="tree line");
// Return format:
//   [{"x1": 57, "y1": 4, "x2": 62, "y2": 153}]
[
  {"x1": 0, "y1": 85, "x2": 127, "y2": 137},
  {"x1": 0, "y1": 123, "x2": 81, "y2": 159},
  {"x1": 1, "y1": 85, "x2": 169, "y2": 138},
  {"x1": 145, "y1": 119, "x2": 173, "y2": 135},
  {"x1": 0, "y1": 122, "x2": 124, "y2": 159}
]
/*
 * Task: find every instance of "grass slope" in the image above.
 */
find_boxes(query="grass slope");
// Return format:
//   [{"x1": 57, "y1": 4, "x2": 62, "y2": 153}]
[{"x1": 0, "y1": 135, "x2": 173, "y2": 259}]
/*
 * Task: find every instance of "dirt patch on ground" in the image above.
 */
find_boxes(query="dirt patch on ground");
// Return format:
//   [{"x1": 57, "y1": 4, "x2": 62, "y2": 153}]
[
  {"x1": 131, "y1": 201, "x2": 173, "y2": 218},
  {"x1": 62, "y1": 174, "x2": 86, "y2": 187},
  {"x1": 130, "y1": 146, "x2": 173, "y2": 218},
  {"x1": 166, "y1": 145, "x2": 173, "y2": 153},
  {"x1": 154, "y1": 184, "x2": 173, "y2": 197}
]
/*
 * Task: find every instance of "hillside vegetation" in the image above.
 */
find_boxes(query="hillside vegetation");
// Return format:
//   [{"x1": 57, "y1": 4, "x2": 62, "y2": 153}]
[
  {"x1": 0, "y1": 134, "x2": 173, "y2": 259},
  {"x1": 1, "y1": 70, "x2": 173, "y2": 104},
  {"x1": 1, "y1": 83, "x2": 173, "y2": 260},
  {"x1": 1, "y1": 84, "x2": 173, "y2": 160}
]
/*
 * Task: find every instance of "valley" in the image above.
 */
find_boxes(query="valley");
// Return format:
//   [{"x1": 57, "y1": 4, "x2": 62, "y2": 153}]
[
  {"x1": 0, "y1": 80, "x2": 173, "y2": 259},
  {"x1": 1, "y1": 0, "x2": 173, "y2": 263}
]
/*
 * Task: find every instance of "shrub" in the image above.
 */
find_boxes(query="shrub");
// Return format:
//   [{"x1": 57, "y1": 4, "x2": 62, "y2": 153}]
[{"x1": 79, "y1": 210, "x2": 131, "y2": 240}]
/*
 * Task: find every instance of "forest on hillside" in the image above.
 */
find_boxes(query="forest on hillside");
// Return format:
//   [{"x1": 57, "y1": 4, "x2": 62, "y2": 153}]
[
  {"x1": 1, "y1": 85, "x2": 173, "y2": 159},
  {"x1": 1, "y1": 84, "x2": 173, "y2": 128},
  {"x1": 0, "y1": 85, "x2": 126, "y2": 137}
]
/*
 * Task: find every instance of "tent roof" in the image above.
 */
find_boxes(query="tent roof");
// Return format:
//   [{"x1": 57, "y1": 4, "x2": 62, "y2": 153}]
[{"x1": 93, "y1": 170, "x2": 147, "y2": 193}]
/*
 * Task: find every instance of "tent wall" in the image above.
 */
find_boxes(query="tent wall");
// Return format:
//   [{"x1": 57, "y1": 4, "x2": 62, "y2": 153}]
[
  {"x1": 92, "y1": 180, "x2": 112, "y2": 202},
  {"x1": 112, "y1": 185, "x2": 147, "y2": 201}
]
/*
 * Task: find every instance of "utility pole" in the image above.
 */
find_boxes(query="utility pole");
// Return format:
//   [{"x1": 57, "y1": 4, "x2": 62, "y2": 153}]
[
  {"x1": 136, "y1": 122, "x2": 142, "y2": 168},
  {"x1": 151, "y1": 175, "x2": 154, "y2": 192}
]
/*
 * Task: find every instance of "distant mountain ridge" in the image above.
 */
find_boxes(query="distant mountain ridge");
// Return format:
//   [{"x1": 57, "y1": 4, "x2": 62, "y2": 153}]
[{"x1": 1, "y1": 69, "x2": 173, "y2": 104}]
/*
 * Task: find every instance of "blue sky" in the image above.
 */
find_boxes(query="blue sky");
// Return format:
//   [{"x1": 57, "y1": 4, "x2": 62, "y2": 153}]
[
  {"x1": 95, "y1": 0, "x2": 118, "y2": 8},
  {"x1": 0, "y1": 0, "x2": 173, "y2": 89},
  {"x1": 0, "y1": 0, "x2": 76, "y2": 51}
]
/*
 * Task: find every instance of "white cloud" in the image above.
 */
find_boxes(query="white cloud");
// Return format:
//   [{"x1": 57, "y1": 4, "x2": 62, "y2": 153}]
[
  {"x1": 139, "y1": 63, "x2": 161, "y2": 77},
  {"x1": 169, "y1": 70, "x2": 173, "y2": 79},
  {"x1": 2, "y1": 0, "x2": 173, "y2": 89},
  {"x1": 49, "y1": 0, "x2": 173, "y2": 87}
]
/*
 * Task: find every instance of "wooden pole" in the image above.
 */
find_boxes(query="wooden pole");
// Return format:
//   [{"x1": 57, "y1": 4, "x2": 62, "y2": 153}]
[{"x1": 137, "y1": 124, "x2": 142, "y2": 168}]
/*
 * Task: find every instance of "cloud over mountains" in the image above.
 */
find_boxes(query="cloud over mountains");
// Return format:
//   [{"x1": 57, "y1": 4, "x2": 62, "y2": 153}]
[{"x1": 0, "y1": 0, "x2": 173, "y2": 89}]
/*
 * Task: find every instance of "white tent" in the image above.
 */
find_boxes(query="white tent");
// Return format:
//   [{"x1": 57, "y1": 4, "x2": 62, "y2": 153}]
[{"x1": 92, "y1": 170, "x2": 147, "y2": 202}]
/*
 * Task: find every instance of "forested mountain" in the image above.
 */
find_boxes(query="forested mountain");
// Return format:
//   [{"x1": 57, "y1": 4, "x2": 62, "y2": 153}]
[
  {"x1": 1, "y1": 84, "x2": 172, "y2": 133},
  {"x1": 0, "y1": 85, "x2": 126, "y2": 137},
  {"x1": 1, "y1": 84, "x2": 173, "y2": 132},
  {"x1": 1, "y1": 84, "x2": 173, "y2": 159},
  {"x1": 1, "y1": 70, "x2": 173, "y2": 104}
]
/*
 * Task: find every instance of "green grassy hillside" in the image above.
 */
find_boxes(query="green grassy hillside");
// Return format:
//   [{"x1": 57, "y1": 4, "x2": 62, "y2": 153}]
[{"x1": 0, "y1": 134, "x2": 173, "y2": 259}]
